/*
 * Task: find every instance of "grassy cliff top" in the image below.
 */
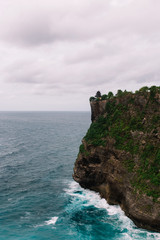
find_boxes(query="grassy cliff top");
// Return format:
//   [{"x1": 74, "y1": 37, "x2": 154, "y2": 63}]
[{"x1": 89, "y1": 86, "x2": 160, "y2": 102}]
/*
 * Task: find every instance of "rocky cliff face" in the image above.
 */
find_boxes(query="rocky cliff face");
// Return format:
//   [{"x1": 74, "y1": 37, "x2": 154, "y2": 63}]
[
  {"x1": 73, "y1": 88, "x2": 160, "y2": 232},
  {"x1": 90, "y1": 99, "x2": 107, "y2": 122}
]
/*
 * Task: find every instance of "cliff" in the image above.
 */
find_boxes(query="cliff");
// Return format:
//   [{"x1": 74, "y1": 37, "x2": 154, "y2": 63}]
[{"x1": 73, "y1": 87, "x2": 160, "y2": 232}]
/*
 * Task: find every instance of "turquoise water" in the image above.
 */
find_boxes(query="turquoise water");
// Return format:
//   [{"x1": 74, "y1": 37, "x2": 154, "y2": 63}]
[{"x1": 0, "y1": 112, "x2": 160, "y2": 240}]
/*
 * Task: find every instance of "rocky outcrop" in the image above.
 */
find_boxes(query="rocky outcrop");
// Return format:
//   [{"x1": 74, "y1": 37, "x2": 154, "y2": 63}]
[
  {"x1": 73, "y1": 89, "x2": 160, "y2": 232},
  {"x1": 90, "y1": 99, "x2": 107, "y2": 122}
]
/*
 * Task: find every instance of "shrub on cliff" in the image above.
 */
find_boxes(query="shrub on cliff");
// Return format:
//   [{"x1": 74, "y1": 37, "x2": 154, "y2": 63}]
[
  {"x1": 101, "y1": 94, "x2": 108, "y2": 100},
  {"x1": 116, "y1": 89, "x2": 123, "y2": 97},
  {"x1": 84, "y1": 115, "x2": 107, "y2": 147},
  {"x1": 150, "y1": 85, "x2": 158, "y2": 100},
  {"x1": 107, "y1": 91, "x2": 114, "y2": 99},
  {"x1": 139, "y1": 86, "x2": 149, "y2": 92},
  {"x1": 89, "y1": 96, "x2": 96, "y2": 101}
]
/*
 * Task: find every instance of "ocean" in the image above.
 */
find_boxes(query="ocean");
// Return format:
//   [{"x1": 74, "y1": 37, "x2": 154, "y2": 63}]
[{"x1": 0, "y1": 111, "x2": 160, "y2": 240}]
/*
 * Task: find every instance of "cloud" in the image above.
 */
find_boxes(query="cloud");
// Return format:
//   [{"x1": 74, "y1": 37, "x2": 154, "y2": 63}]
[
  {"x1": 0, "y1": 0, "x2": 160, "y2": 110},
  {"x1": 2, "y1": 0, "x2": 159, "y2": 47},
  {"x1": 0, "y1": 0, "x2": 110, "y2": 46}
]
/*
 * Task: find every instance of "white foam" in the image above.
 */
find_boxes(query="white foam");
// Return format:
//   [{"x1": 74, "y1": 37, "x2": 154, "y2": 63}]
[
  {"x1": 65, "y1": 181, "x2": 160, "y2": 239},
  {"x1": 65, "y1": 181, "x2": 121, "y2": 214},
  {"x1": 45, "y1": 217, "x2": 58, "y2": 225}
]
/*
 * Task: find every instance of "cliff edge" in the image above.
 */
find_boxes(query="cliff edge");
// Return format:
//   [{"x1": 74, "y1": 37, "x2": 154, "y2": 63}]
[{"x1": 73, "y1": 86, "x2": 160, "y2": 232}]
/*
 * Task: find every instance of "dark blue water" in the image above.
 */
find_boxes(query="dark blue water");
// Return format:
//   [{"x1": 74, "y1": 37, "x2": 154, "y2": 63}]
[{"x1": 0, "y1": 112, "x2": 160, "y2": 240}]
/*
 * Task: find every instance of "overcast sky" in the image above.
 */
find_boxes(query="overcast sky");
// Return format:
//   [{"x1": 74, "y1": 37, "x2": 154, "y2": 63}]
[{"x1": 0, "y1": 0, "x2": 160, "y2": 111}]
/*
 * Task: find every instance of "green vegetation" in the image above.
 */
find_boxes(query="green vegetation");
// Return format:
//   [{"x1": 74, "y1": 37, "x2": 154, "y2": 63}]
[
  {"x1": 89, "y1": 86, "x2": 160, "y2": 102},
  {"x1": 150, "y1": 86, "x2": 158, "y2": 101},
  {"x1": 116, "y1": 89, "x2": 123, "y2": 97},
  {"x1": 79, "y1": 144, "x2": 85, "y2": 153},
  {"x1": 139, "y1": 86, "x2": 149, "y2": 92},
  {"x1": 89, "y1": 96, "x2": 96, "y2": 101},
  {"x1": 79, "y1": 144, "x2": 89, "y2": 156},
  {"x1": 85, "y1": 85, "x2": 160, "y2": 199},
  {"x1": 101, "y1": 94, "x2": 108, "y2": 100},
  {"x1": 84, "y1": 116, "x2": 107, "y2": 147},
  {"x1": 152, "y1": 115, "x2": 160, "y2": 124},
  {"x1": 108, "y1": 91, "x2": 114, "y2": 99}
]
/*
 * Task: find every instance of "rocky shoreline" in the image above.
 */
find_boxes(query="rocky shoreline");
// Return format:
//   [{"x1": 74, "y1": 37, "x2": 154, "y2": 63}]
[{"x1": 73, "y1": 88, "x2": 160, "y2": 232}]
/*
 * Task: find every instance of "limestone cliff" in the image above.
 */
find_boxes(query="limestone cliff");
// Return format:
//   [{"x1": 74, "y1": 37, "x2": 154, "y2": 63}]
[{"x1": 73, "y1": 87, "x2": 160, "y2": 232}]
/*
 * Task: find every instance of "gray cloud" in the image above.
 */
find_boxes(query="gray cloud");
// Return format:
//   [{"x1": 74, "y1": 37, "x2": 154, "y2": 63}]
[
  {"x1": 1, "y1": 0, "x2": 159, "y2": 47},
  {"x1": 0, "y1": 0, "x2": 160, "y2": 110}
]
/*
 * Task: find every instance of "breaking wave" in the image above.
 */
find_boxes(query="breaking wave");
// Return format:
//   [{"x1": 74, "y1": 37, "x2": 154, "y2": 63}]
[{"x1": 64, "y1": 181, "x2": 160, "y2": 240}]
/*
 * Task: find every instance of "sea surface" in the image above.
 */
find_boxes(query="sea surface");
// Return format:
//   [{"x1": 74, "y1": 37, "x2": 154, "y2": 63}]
[{"x1": 0, "y1": 111, "x2": 160, "y2": 240}]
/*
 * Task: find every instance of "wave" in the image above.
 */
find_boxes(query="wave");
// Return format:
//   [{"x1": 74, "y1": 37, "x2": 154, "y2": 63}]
[
  {"x1": 45, "y1": 217, "x2": 59, "y2": 225},
  {"x1": 34, "y1": 217, "x2": 59, "y2": 229},
  {"x1": 65, "y1": 181, "x2": 160, "y2": 240}
]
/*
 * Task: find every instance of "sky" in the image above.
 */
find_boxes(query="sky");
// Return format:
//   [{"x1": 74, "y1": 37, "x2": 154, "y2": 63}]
[{"x1": 0, "y1": 0, "x2": 160, "y2": 111}]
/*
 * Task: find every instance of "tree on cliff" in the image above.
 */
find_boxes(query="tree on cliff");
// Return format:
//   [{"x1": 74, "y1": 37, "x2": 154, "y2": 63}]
[
  {"x1": 95, "y1": 91, "x2": 101, "y2": 98},
  {"x1": 116, "y1": 89, "x2": 123, "y2": 97},
  {"x1": 108, "y1": 91, "x2": 114, "y2": 99}
]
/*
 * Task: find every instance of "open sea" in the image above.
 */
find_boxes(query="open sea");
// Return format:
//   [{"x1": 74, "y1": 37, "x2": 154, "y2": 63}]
[{"x1": 0, "y1": 111, "x2": 160, "y2": 240}]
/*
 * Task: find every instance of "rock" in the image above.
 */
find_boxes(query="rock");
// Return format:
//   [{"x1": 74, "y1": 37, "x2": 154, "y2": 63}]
[{"x1": 90, "y1": 100, "x2": 107, "y2": 122}]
